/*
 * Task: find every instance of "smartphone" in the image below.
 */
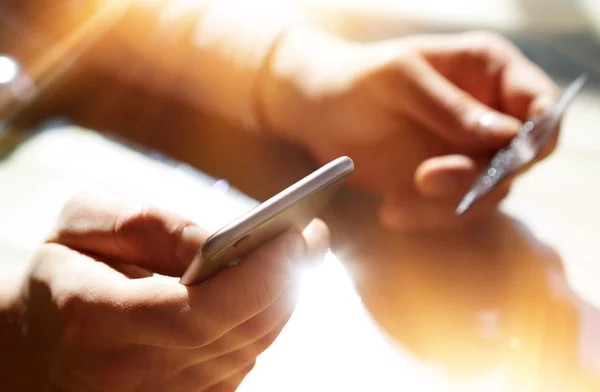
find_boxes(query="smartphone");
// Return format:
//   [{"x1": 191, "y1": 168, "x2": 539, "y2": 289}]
[{"x1": 180, "y1": 156, "x2": 354, "y2": 285}]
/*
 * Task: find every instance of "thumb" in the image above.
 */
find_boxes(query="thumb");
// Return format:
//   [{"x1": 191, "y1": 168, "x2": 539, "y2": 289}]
[
  {"x1": 47, "y1": 190, "x2": 210, "y2": 277},
  {"x1": 388, "y1": 53, "x2": 521, "y2": 149}
]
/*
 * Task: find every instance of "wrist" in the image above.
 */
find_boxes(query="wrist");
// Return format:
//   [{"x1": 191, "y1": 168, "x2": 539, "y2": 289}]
[
  {"x1": 257, "y1": 25, "x2": 357, "y2": 141},
  {"x1": 183, "y1": 0, "x2": 312, "y2": 131}
]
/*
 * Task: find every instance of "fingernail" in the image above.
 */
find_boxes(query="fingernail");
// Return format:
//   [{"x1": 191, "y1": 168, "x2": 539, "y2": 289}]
[
  {"x1": 285, "y1": 233, "x2": 307, "y2": 265},
  {"x1": 421, "y1": 173, "x2": 462, "y2": 198},
  {"x1": 477, "y1": 111, "x2": 520, "y2": 136},
  {"x1": 178, "y1": 226, "x2": 205, "y2": 267}
]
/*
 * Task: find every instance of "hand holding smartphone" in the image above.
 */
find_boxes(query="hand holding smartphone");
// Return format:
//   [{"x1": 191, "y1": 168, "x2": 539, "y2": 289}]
[{"x1": 180, "y1": 156, "x2": 354, "y2": 285}]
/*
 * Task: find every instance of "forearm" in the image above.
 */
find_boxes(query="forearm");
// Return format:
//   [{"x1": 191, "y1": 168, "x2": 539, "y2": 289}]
[
  {"x1": 89, "y1": 0, "x2": 310, "y2": 131},
  {"x1": 0, "y1": 0, "x2": 310, "y2": 130}
]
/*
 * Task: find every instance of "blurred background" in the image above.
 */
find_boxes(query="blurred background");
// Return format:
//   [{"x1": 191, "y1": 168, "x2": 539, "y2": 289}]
[{"x1": 0, "y1": 0, "x2": 599, "y2": 391}]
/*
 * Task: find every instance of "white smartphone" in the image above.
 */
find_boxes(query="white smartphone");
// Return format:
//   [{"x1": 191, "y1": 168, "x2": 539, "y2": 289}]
[{"x1": 180, "y1": 156, "x2": 354, "y2": 285}]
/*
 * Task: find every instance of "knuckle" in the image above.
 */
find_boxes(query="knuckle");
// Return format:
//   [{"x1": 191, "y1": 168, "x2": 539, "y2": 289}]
[
  {"x1": 253, "y1": 279, "x2": 279, "y2": 313},
  {"x1": 461, "y1": 30, "x2": 516, "y2": 69},
  {"x1": 239, "y1": 255, "x2": 285, "y2": 312},
  {"x1": 245, "y1": 313, "x2": 278, "y2": 339},
  {"x1": 448, "y1": 90, "x2": 473, "y2": 117},
  {"x1": 468, "y1": 30, "x2": 511, "y2": 50},
  {"x1": 388, "y1": 47, "x2": 419, "y2": 74},
  {"x1": 240, "y1": 308, "x2": 286, "y2": 341},
  {"x1": 373, "y1": 40, "x2": 418, "y2": 75},
  {"x1": 391, "y1": 43, "x2": 417, "y2": 64},
  {"x1": 171, "y1": 310, "x2": 219, "y2": 348},
  {"x1": 60, "y1": 191, "x2": 93, "y2": 217},
  {"x1": 115, "y1": 205, "x2": 188, "y2": 262},
  {"x1": 446, "y1": 93, "x2": 479, "y2": 133},
  {"x1": 51, "y1": 194, "x2": 95, "y2": 240},
  {"x1": 31, "y1": 242, "x2": 63, "y2": 267},
  {"x1": 115, "y1": 206, "x2": 161, "y2": 257}
]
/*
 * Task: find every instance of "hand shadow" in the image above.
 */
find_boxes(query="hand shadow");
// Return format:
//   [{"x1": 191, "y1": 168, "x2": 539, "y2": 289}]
[{"x1": 325, "y1": 189, "x2": 600, "y2": 392}]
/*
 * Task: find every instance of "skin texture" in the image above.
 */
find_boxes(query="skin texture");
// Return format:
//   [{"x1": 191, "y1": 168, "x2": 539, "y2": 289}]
[
  {"x1": 0, "y1": 2, "x2": 560, "y2": 230},
  {"x1": 0, "y1": 5, "x2": 563, "y2": 390},
  {"x1": 259, "y1": 28, "x2": 560, "y2": 231},
  {"x1": 0, "y1": 191, "x2": 330, "y2": 392}
]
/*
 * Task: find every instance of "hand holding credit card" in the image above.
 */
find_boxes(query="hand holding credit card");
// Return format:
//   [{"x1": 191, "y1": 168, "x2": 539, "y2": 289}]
[{"x1": 456, "y1": 74, "x2": 588, "y2": 215}]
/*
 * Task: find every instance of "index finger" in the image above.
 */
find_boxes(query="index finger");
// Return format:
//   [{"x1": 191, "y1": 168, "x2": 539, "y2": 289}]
[
  {"x1": 89, "y1": 220, "x2": 329, "y2": 348},
  {"x1": 500, "y1": 55, "x2": 560, "y2": 121},
  {"x1": 500, "y1": 56, "x2": 562, "y2": 159}
]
